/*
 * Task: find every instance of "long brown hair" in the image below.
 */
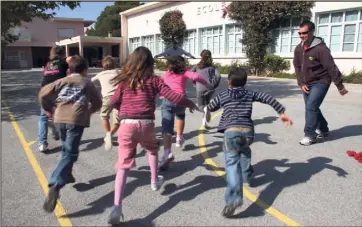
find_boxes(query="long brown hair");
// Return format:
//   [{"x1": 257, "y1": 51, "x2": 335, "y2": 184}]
[
  {"x1": 49, "y1": 46, "x2": 65, "y2": 59},
  {"x1": 111, "y1": 46, "x2": 154, "y2": 90},
  {"x1": 197, "y1": 49, "x2": 213, "y2": 69}
]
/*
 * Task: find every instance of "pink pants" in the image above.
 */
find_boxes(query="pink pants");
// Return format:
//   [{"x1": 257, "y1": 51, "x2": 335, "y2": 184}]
[{"x1": 115, "y1": 120, "x2": 159, "y2": 169}]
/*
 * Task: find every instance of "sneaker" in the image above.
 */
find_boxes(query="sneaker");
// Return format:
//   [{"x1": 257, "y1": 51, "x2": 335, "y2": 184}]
[
  {"x1": 299, "y1": 137, "x2": 316, "y2": 146},
  {"x1": 43, "y1": 185, "x2": 60, "y2": 213},
  {"x1": 159, "y1": 153, "x2": 175, "y2": 171},
  {"x1": 221, "y1": 200, "x2": 243, "y2": 218},
  {"x1": 316, "y1": 129, "x2": 329, "y2": 139},
  {"x1": 151, "y1": 175, "x2": 164, "y2": 191},
  {"x1": 104, "y1": 132, "x2": 112, "y2": 151},
  {"x1": 38, "y1": 144, "x2": 48, "y2": 152},
  {"x1": 175, "y1": 136, "x2": 185, "y2": 148},
  {"x1": 107, "y1": 205, "x2": 124, "y2": 225}
]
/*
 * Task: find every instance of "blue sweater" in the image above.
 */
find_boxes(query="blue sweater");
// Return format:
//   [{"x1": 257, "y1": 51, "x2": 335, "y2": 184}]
[{"x1": 207, "y1": 87, "x2": 286, "y2": 133}]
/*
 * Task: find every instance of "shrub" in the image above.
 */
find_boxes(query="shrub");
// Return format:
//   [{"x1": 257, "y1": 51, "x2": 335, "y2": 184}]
[
  {"x1": 343, "y1": 68, "x2": 362, "y2": 84},
  {"x1": 263, "y1": 54, "x2": 290, "y2": 74},
  {"x1": 159, "y1": 10, "x2": 186, "y2": 48},
  {"x1": 267, "y1": 72, "x2": 296, "y2": 79},
  {"x1": 154, "y1": 59, "x2": 168, "y2": 71}
]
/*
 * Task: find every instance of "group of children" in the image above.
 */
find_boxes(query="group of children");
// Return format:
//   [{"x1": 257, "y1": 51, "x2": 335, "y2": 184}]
[{"x1": 37, "y1": 45, "x2": 292, "y2": 224}]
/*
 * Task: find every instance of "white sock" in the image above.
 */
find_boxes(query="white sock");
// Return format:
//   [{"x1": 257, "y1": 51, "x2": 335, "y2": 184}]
[
  {"x1": 163, "y1": 149, "x2": 170, "y2": 159},
  {"x1": 202, "y1": 118, "x2": 207, "y2": 126}
]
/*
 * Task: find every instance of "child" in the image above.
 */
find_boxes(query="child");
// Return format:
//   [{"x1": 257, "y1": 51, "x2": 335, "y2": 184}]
[
  {"x1": 39, "y1": 55, "x2": 102, "y2": 213},
  {"x1": 159, "y1": 56, "x2": 211, "y2": 170},
  {"x1": 108, "y1": 46, "x2": 198, "y2": 225},
  {"x1": 204, "y1": 67, "x2": 292, "y2": 217},
  {"x1": 191, "y1": 49, "x2": 221, "y2": 128},
  {"x1": 91, "y1": 56, "x2": 120, "y2": 151},
  {"x1": 38, "y1": 46, "x2": 69, "y2": 152}
]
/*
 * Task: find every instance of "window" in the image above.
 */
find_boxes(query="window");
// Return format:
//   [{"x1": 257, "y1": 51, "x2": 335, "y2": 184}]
[
  {"x1": 226, "y1": 24, "x2": 243, "y2": 55},
  {"x1": 317, "y1": 9, "x2": 362, "y2": 52},
  {"x1": 182, "y1": 30, "x2": 197, "y2": 56},
  {"x1": 358, "y1": 23, "x2": 362, "y2": 52},
  {"x1": 142, "y1": 36, "x2": 154, "y2": 54},
  {"x1": 129, "y1": 37, "x2": 141, "y2": 53},
  {"x1": 200, "y1": 26, "x2": 223, "y2": 55},
  {"x1": 156, "y1": 35, "x2": 165, "y2": 54},
  {"x1": 5, "y1": 51, "x2": 19, "y2": 61},
  {"x1": 57, "y1": 28, "x2": 75, "y2": 40},
  {"x1": 269, "y1": 17, "x2": 304, "y2": 53}
]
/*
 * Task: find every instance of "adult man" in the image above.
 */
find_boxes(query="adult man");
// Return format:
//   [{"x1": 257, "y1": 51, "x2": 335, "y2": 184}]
[
  {"x1": 293, "y1": 20, "x2": 348, "y2": 146},
  {"x1": 154, "y1": 42, "x2": 196, "y2": 59}
]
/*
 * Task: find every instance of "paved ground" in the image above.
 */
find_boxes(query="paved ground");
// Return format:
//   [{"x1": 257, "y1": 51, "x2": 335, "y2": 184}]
[{"x1": 1, "y1": 69, "x2": 362, "y2": 227}]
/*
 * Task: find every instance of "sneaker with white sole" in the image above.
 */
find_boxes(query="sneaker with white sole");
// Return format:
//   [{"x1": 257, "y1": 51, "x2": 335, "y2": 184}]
[
  {"x1": 38, "y1": 144, "x2": 48, "y2": 152},
  {"x1": 107, "y1": 205, "x2": 124, "y2": 225},
  {"x1": 299, "y1": 137, "x2": 316, "y2": 146},
  {"x1": 316, "y1": 129, "x2": 329, "y2": 139},
  {"x1": 151, "y1": 175, "x2": 164, "y2": 191},
  {"x1": 104, "y1": 132, "x2": 112, "y2": 151},
  {"x1": 159, "y1": 153, "x2": 175, "y2": 171},
  {"x1": 175, "y1": 136, "x2": 185, "y2": 148}
]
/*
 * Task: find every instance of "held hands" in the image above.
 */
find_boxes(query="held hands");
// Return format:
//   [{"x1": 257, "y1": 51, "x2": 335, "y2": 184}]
[
  {"x1": 188, "y1": 102, "x2": 200, "y2": 113},
  {"x1": 280, "y1": 113, "x2": 293, "y2": 126}
]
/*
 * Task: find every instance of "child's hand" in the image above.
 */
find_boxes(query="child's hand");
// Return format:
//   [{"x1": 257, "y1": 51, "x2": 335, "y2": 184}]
[
  {"x1": 44, "y1": 111, "x2": 53, "y2": 118},
  {"x1": 188, "y1": 102, "x2": 200, "y2": 113},
  {"x1": 280, "y1": 114, "x2": 292, "y2": 126}
]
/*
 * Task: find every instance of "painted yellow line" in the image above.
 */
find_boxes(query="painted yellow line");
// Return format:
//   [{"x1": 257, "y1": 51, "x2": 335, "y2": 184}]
[
  {"x1": 198, "y1": 111, "x2": 301, "y2": 226},
  {"x1": 28, "y1": 140, "x2": 37, "y2": 146},
  {"x1": 2, "y1": 101, "x2": 72, "y2": 227}
]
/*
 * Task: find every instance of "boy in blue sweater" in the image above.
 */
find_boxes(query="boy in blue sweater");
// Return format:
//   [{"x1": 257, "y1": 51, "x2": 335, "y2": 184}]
[{"x1": 204, "y1": 67, "x2": 293, "y2": 217}]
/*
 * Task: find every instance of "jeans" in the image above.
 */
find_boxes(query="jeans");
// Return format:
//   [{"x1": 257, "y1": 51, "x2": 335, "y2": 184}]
[
  {"x1": 48, "y1": 123, "x2": 84, "y2": 189},
  {"x1": 38, "y1": 108, "x2": 49, "y2": 146},
  {"x1": 161, "y1": 98, "x2": 186, "y2": 135},
  {"x1": 303, "y1": 83, "x2": 330, "y2": 138},
  {"x1": 223, "y1": 127, "x2": 254, "y2": 206}
]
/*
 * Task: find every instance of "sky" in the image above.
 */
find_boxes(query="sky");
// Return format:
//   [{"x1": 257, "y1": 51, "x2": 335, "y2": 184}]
[{"x1": 50, "y1": 2, "x2": 115, "y2": 22}]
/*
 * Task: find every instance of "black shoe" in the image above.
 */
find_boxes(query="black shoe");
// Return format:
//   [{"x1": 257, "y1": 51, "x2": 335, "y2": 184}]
[
  {"x1": 67, "y1": 174, "x2": 76, "y2": 184},
  {"x1": 222, "y1": 200, "x2": 243, "y2": 218},
  {"x1": 43, "y1": 185, "x2": 60, "y2": 213}
]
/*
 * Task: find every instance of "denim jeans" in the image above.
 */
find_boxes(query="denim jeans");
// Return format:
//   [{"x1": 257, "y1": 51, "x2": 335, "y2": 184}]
[
  {"x1": 223, "y1": 127, "x2": 254, "y2": 206},
  {"x1": 303, "y1": 83, "x2": 330, "y2": 138},
  {"x1": 161, "y1": 98, "x2": 186, "y2": 135},
  {"x1": 48, "y1": 123, "x2": 84, "y2": 189},
  {"x1": 38, "y1": 108, "x2": 49, "y2": 146}
]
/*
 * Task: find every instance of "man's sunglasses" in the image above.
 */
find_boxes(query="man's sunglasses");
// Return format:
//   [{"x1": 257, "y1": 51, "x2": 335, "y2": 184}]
[{"x1": 298, "y1": 31, "x2": 310, "y2": 35}]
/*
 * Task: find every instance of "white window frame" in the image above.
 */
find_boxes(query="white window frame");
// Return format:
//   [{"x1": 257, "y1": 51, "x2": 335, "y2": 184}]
[
  {"x1": 155, "y1": 35, "x2": 165, "y2": 55},
  {"x1": 270, "y1": 17, "x2": 304, "y2": 54},
  {"x1": 182, "y1": 30, "x2": 197, "y2": 56},
  {"x1": 226, "y1": 24, "x2": 243, "y2": 56},
  {"x1": 142, "y1": 35, "x2": 154, "y2": 54},
  {"x1": 317, "y1": 9, "x2": 362, "y2": 52},
  {"x1": 57, "y1": 28, "x2": 75, "y2": 40},
  {"x1": 200, "y1": 26, "x2": 224, "y2": 57},
  {"x1": 129, "y1": 37, "x2": 141, "y2": 53}
]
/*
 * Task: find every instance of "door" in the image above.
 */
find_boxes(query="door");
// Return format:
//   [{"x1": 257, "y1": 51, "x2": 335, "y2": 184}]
[{"x1": 18, "y1": 51, "x2": 28, "y2": 68}]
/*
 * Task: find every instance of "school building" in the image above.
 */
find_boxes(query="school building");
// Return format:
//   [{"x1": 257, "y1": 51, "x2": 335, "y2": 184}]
[
  {"x1": 2, "y1": 17, "x2": 122, "y2": 69},
  {"x1": 120, "y1": 2, "x2": 362, "y2": 74}
]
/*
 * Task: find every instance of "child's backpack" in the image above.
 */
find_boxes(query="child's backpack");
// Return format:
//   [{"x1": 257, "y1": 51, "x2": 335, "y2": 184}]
[{"x1": 207, "y1": 67, "x2": 221, "y2": 89}]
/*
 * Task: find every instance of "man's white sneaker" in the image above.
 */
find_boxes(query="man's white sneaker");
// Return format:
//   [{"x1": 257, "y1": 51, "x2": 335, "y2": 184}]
[
  {"x1": 151, "y1": 175, "x2": 164, "y2": 191},
  {"x1": 299, "y1": 137, "x2": 316, "y2": 146},
  {"x1": 38, "y1": 144, "x2": 48, "y2": 152},
  {"x1": 316, "y1": 129, "x2": 329, "y2": 139}
]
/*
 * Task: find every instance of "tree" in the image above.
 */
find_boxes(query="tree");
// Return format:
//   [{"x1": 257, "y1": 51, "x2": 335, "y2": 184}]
[
  {"x1": 223, "y1": 2, "x2": 315, "y2": 75},
  {"x1": 159, "y1": 10, "x2": 186, "y2": 48},
  {"x1": 87, "y1": 1, "x2": 141, "y2": 37},
  {"x1": 1, "y1": 2, "x2": 80, "y2": 46}
]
